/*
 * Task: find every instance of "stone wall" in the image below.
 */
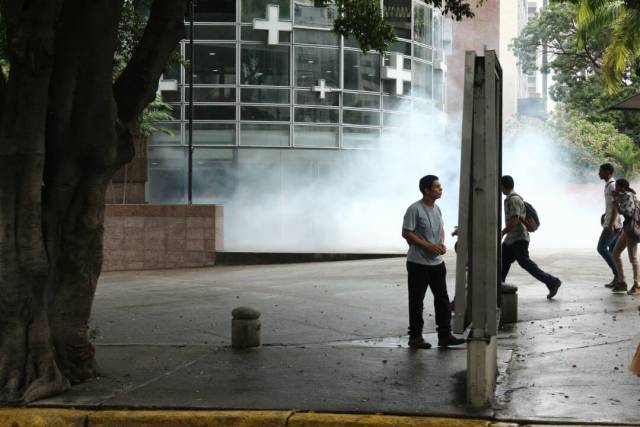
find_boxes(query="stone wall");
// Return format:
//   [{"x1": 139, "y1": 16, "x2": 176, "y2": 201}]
[{"x1": 103, "y1": 204, "x2": 223, "y2": 271}]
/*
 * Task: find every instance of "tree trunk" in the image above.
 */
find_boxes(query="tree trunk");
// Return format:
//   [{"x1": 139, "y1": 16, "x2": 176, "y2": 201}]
[{"x1": 0, "y1": 0, "x2": 188, "y2": 403}]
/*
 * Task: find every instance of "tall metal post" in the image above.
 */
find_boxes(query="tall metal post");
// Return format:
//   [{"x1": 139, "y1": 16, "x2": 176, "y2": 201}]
[
  {"x1": 187, "y1": 0, "x2": 195, "y2": 205},
  {"x1": 453, "y1": 50, "x2": 502, "y2": 408},
  {"x1": 541, "y1": 0, "x2": 548, "y2": 114}
]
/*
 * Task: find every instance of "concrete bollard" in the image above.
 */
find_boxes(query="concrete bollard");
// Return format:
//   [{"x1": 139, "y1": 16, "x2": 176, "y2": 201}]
[
  {"x1": 231, "y1": 306, "x2": 261, "y2": 348},
  {"x1": 500, "y1": 283, "x2": 518, "y2": 325}
]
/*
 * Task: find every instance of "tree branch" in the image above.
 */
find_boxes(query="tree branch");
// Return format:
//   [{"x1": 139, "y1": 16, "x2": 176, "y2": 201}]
[{"x1": 113, "y1": 0, "x2": 188, "y2": 126}]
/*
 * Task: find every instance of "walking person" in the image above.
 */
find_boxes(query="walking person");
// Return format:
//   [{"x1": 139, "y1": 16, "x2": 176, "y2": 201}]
[
  {"x1": 402, "y1": 175, "x2": 465, "y2": 349},
  {"x1": 500, "y1": 175, "x2": 562, "y2": 299},
  {"x1": 598, "y1": 163, "x2": 623, "y2": 288},
  {"x1": 611, "y1": 179, "x2": 640, "y2": 295}
]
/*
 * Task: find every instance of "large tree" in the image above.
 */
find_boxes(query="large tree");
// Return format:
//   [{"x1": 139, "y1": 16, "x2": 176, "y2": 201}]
[
  {"x1": 511, "y1": 2, "x2": 640, "y2": 143},
  {"x1": 0, "y1": 0, "x2": 478, "y2": 404}
]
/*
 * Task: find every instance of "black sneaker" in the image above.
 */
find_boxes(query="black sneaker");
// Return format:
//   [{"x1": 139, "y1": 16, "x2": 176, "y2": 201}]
[
  {"x1": 612, "y1": 282, "x2": 628, "y2": 293},
  {"x1": 547, "y1": 279, "x2": 561, "y2": 299},
  {"x1": 605, "y1": 279, "x2": 616, "y2": 288},
  {"x1": 437, "y1": 335, "x2": 466, "y2": 347},
  {"x1": 408, "y1": 336, "x2": 432, "y2": 349}
]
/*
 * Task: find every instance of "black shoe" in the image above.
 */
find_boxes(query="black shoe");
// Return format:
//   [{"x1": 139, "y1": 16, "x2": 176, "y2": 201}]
[
  {"x1": 408, "y1": 336, "x2": 432, "y2": 349},
  {"x1": 547, "y1": 279, "x2": 561, "y2": 299},
  {"x1": 605, "y1": 279, "x2": 616, "y2": 288},
  {"x1": 438, "y1": 335, "x2": 466, "y2": 347}
]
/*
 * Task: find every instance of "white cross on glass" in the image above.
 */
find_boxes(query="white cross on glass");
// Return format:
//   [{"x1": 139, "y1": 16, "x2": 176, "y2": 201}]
[
  {"x1": 253, "y1": 4, "x2": 292, "y2": 45},
  {"x1": 381, "y1": 53, "x2": 412, "y2": 95},
  {"x1": 312, "y1": 79, "x2": 340, "y2": 99}
]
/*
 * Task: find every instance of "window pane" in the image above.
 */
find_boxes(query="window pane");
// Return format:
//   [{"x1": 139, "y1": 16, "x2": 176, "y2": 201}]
[
  {"x1": 195, "y1": 0, "x2": 235, "y2": 22},
  {"x1": 383, "y1": 95, "x2": 408, "y2": 111},
  {"x1": 294, "y1": 125, "x2": 338, "y2": 147},
  {"x1": 383, "y1": 111, "x2": 404, "y2": 127},
  {"x1": 194, "y1": 25, "x2": 236, "y2": 40},
  {"x1": 187, "y1": 44, "x2": 236, "y2": 84},
  {"x1": 242, "y1": 0, "x2": 291, "y2": 22},
  {"x1": 193, "y1": 149, "x2": 236, "y2": 203},
  {"x1": 389, "y1": 40, "x2": 411, "y2": 57},
  {"x1": 295, "y1": 89, "x2": 339, "y2": 106},
  {"x1": 294, "y1": 29, "x2": 338, "y2": 46},
  {"x1": 161, "y1": 89, "x2": 180, "y2": 103},
  {"x1": 344, "y1": 51, "x2": 380, "y2": 92},
  {"x1": 412, "y1": 61, "x2": 433, "y2": 99},
  {"x1": 191, "y1": 87, "x2": 236, "y2": 102},
  {"x1": 241, "y1": 88, "x2": 290, "y2": 103},
  {"x1": 414, "y1": 44, "x2": 432, "y2": 62},
  {"x1": 343, "y1": 92, "x2": 380, "y2": 108},
  {"x1": 383, "y1": 0, "x2": 411, "y2": 39},
  {"x1": 295, "y1": 46, "x2": 339, "y2": 87},
  {"x1": 163, "y1": 60, "x2": 181, "y2": 81},
  {"x1": 167, "y1": 104, "x2": 182, "y2": 120},
  {"x1": 148, "y1": 147, "x2": 186, "y2": 203},
  {"x1": 294, "y1": 1, "x2": 338, "y2": 28},
  {"x1": 294, "y1": 107, "x2": 338, "y2": 123},
  {"x1": 343, "y1": 127, "x2": 380, "y2": 149},
  {"x1": 241, "y1": 123, "x2": 290, "y2": 146},
  {"x1": 188, "y1": 123, "x2": 236, "y2": 145},
  {"x1": 241, "y1": 45, "x2": 290, "y2": 86},
  {"x1": 241, "y1": 106, "x2": 291, "y2": 121},
  {"x1": 343, "y1": 109, "x2": 380, "y2": 126},
  {"x1": 186, "y1": 105, "x2": 236, "y2": 120},
  {"x1": 241, "y1": 25, "x2": 291, "y2": 43},
  {"x1": 413, "y1": 4, "x2": 432, "y2": 45},
  {"x1": 150, "y1": 123, "x2": 181, "y2": 145}
]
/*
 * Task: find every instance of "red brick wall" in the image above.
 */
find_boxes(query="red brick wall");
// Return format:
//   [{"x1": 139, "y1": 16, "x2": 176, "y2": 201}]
[{"x1": 103, "y1": 204, "x2": 224, "y2": 271}]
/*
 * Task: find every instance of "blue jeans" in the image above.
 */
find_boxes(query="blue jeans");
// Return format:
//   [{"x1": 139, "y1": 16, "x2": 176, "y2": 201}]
[{"x1": 597, "y1": 228, "x2": 620, "y2": 280}]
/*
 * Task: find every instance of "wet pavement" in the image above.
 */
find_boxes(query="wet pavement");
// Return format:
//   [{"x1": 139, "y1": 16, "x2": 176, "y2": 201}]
[{"x1": 33, "y1": 250, "x2": 640, "y2": 425}]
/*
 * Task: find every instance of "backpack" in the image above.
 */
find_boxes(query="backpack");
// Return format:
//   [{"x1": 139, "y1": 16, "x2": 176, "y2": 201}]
[
  {"x1": 508, "y1": 194, "x2": 540, "y2": 232},
  {"x1": 624, "y1": 198, "x2": 640, "y2": 242},
  {"x1": 522, "y1": 201, "x2": 540, "y2": 232}
]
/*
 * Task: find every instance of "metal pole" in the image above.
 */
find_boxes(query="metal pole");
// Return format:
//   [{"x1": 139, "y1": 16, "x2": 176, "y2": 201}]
[
  {"x1": 541, "y1": 0, "x2": 548, "y2": 115},
  {"x1": 187, "y1": 0, "x2": 195, "y2": 205}
]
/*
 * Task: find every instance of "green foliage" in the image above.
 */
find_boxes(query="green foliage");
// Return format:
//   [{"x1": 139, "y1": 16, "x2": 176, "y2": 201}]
[
  {"x1": 511, "y1": 2, "x2": 640, "y2": 146},
  {"x1": 139, "y1": 94, "x2": 174, "y2": 137},
  {"x1": 332, "y1": 0, "x2": 396, "y2": 54},
  {"x1": 574, "y1": 0, "x2": 640, "y2": 93},
  {"x1": 551, "y1": 109, "x2": 640, "y2": 177},
  {"x1": 330, "y1": 0, "x2": 479, "y2": 54}
]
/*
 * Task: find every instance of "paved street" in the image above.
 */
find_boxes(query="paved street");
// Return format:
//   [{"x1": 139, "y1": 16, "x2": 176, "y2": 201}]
[{"x1": 34, "y1": 250, "x2": 640, "y2": 425}]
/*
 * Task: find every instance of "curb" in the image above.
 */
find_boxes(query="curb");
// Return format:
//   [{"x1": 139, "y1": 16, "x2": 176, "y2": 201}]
[{"x1": 0, "y1": 409, "x2": 508, "y2": 427}]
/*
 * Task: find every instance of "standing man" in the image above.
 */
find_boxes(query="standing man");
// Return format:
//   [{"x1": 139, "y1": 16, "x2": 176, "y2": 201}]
[
  {"x1": 501, "y1": 175, "x2": 562, "y2": 299},
  {"x1": 598, "y1": 163, "x2": 622, "y2": 288},
  {"x1": 402, "y1": 175, "x2": 466, "y2": 349}
]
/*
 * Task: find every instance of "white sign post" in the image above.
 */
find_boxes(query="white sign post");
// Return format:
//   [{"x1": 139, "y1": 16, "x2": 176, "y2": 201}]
[
  {"x1": 253, "y1": 4, "x2": 292, "y2": 45},
  {"x1": 312, "y1": 79, "x2": 340, "y2": 99},
  {"x1": 381, "y1": 53, "x2": 412, "y2": 95}
]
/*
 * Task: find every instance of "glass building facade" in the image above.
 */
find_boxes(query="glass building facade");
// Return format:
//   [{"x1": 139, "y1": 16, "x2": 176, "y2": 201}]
[{"x1": 149, "y1": 0, "x2": 449, "y2": 205}]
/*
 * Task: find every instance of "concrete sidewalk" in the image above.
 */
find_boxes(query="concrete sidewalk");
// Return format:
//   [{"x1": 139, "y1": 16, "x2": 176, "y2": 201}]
[{"x1": 26, "y1": 250, "x2": 640, "y2": 425}]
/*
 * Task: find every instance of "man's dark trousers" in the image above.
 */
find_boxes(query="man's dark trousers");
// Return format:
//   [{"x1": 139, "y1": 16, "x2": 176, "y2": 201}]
[
  {"x1": 597, "y1": 228, "x2": 620, "y2": 280},
  {"x1": 407, "y1": 261, "x2": 451, "y2": 339},
  {"x1": 501, "y1": 240, "x2": 558, "y2": 287}
]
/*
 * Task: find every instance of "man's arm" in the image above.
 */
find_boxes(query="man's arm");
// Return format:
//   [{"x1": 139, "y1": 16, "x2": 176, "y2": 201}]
[
  {"x1": 607, "y1": 205, "x2": 620, "y2": 234},
  {"x1": 402, "y1": 228, "x2": 444, "y2": 255},
  {"x1": 501, "y1": 215, "x2": 519, "y2": 237}
]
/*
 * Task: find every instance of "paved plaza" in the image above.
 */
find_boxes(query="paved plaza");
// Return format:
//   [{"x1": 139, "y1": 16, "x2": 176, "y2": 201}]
[{"x1": 32, "y1": 250, "x2": 640, "y2": 425}]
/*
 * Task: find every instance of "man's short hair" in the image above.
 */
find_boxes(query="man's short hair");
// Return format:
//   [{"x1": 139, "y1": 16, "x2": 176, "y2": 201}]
[
  {"x1": 600, "y1": 163, "x2": 614, "y2": 174},
  {"x1": 501, "y1": 175, "x2": 514, "y2": 190},
  {"x1": 419, "y1": 175, "x2": 439, "y2": 193}
]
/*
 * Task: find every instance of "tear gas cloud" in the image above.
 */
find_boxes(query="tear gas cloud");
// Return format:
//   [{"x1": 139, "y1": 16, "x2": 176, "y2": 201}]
[{"x1": 210, "y1": 104, "x2": 603, "y2": 253}]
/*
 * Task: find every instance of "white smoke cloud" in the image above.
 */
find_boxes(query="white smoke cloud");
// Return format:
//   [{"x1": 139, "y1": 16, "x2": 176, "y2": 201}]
[{"x1": 189, "y1": 105, "x2": 604, "y2": 253}]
